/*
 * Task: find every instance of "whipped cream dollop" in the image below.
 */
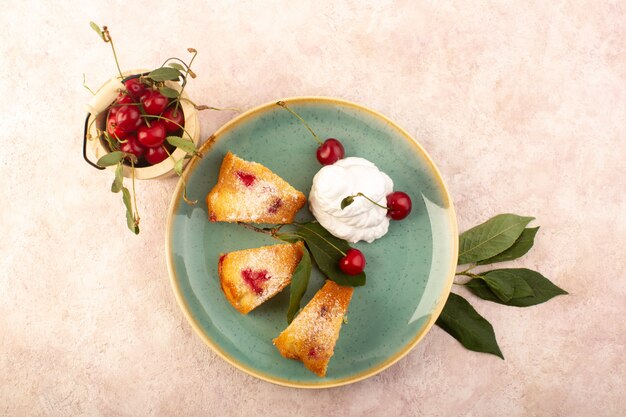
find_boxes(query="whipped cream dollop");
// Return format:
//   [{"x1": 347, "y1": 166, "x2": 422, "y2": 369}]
[{"x1": 309, "y1": 157, "x2": 393, "y2": 243}]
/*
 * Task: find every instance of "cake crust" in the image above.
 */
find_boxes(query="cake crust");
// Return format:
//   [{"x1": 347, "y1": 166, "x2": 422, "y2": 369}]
[
  {"x1": 273, "y1": 280, "x2": 354, "y2": 377},
  {"x1": 218, "y1": 241, "x2": 305, "y2": 314},
  {"x1": 207, "y1": 152, "x2": 306, "y2": 224}
]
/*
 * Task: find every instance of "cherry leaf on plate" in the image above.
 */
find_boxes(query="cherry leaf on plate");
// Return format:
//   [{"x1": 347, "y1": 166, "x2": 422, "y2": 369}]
[
  {"x1": 278, "y1": 222, "x2": 365, "y2": 287},
  {"x1": 287, "y1": 248, "x2": 312, "y2": 323},
  {"x1": 340, "y1": 196, "x2": 354, "y2": 210}
]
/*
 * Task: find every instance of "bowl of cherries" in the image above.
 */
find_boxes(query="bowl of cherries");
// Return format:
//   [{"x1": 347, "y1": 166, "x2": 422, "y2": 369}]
[
  {"x1": 85, "y1": 69, "x2": 200, "y2": 180},
  {"x1": 83, "y1": 23, "x2": 206, "y2": 234}
]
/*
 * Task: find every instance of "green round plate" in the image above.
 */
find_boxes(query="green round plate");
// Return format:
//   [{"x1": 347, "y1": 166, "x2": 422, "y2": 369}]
[{"x1": 166, "y1": 97, "x2": 457, "y2": 388}]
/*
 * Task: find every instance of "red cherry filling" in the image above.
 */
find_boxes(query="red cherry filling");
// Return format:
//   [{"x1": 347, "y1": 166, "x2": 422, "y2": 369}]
[
  {"x1": 386, "y1": 191, "x2": 412, "y2": 220},
  {"x1": 268, "y1": 198, "x2": 283, "y2": 214},
  {"x1": 241, "y1": 268, "x2": 270, "y2": 295},
  {"x1": 316, "y1": 138, "x2": 345, "y2": 165},
  {"x1": 308, "y1": 347, "x2": 319, "y2": 358},
  {"x1": 218, "y1": 254, "x2": 227, "y2": 268},
  {"x1": 236, "y1": 171, "x2": 256, "y2": 187},
  {"x1": 339, "y1": 248, "x2": 366, "y2": 275}
]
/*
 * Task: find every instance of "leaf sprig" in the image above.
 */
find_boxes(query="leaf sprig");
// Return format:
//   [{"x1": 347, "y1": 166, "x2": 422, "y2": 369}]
[
  {"x1": 236, "y1": 221, "x2": 365, "y2": 323},
  {"x1": 435, "y1": 213, "x2": 568, "y2": 358}
]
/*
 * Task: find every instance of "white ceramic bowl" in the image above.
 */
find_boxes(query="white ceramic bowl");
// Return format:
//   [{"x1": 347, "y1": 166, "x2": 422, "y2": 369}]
[{"x1": 84, "y1": 69, "x2": 200, "y2": 179}]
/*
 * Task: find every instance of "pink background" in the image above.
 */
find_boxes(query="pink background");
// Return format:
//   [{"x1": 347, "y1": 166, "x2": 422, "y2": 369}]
[{"x1": 1, "y1": 1, "x2": 624, "y2": 416}]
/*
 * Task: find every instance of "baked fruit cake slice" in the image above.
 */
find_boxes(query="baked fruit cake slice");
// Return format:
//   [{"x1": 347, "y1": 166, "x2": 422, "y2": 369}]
[
  {"x1": 218, "y1": 241, "x2": 305, "y2": 314},
  {"x1": 273, "y1": 280, "x2": 354, "y2": 377},
  {"x1": 207, "y1": 152, "x2": 306, "y2": 223}
]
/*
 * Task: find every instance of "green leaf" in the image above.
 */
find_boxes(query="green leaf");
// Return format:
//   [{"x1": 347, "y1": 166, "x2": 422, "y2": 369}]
[
  {"x1": 89, "y1": 21, "x2": 104, "y2": 40},
  {"x1": 340, "y1": 196, "x2": 354, "y2": 209},
  {"x1": 466, "y1": 268, "x2": 567, "y2": 307},
  {"x1": 147, "y1": 67, "x2": 182, "y2": 82},
  {"x1": 111, "y1": 163, "x2": 123, "y2": 193},
  {"x1": 122, "y1": 187, "x2": 139, "y2": 234},
  {"x1": 436, "y1": 292, "x2": 503, "y2": 359},
  {"x1": 174, "y1": 158, "x2": 184, "y2": 176},
  {"x1": 481, "y1": 270, "x2": 535, "y2": 302},
  {"x1": 97, "y1": 151, "x2": 124, "y2": 167},
  {"x1": 287, "y1": 248, "x2": 312, "y2": 323},
  {"x1": 278, "y1": 222, "x2": 366, "y2": 287},
  {"x1": 168, "y1": 63, "x2": 187, "y2": 72},
  {"x1": 159, "y1": 86, "x2": 180, "y2": 98},
  {"x1": 478, "y1": 227, "x2": 540, "y2": 265},
  {"x1": 166, "y1": 136, "x2": 196, "y2": 154},
  {"x1": 458, "y1": 214, "x2": 534, "y2": 265}
]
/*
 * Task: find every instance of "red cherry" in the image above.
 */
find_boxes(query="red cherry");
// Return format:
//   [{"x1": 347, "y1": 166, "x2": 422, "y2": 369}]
[
  {"x1": 119, "y1": 134, "x2": 145, "y2": 159},
  {"x1": 316, "y1": 138, "x2": 345, "y2": 165},
  {"x1": 116, "y1": 93, "x2": 134, "y2": 105},
  {"x1": 141, "y1": 91, "x2": 169, "y2": 115},
  {"x1": 115, "y1": 105, "x2": 142, "y2": 132},
  {"x1": 339, "y1": 248, "x2": 366, "y2": 275},
  {"x1": 161, "y1": 107, "x2": 185, "y2": 133},
  {"x1": 386, "y1": 191, "x2": 412, "y2": 220},
  {"x1": 144, "y1": 146, "x2": 169, "y2": 165},
  {"x1": 108, "y1": 105, "x2": 119, "y2": 119},
  {"x1": 106, "y1": 118, "x2": 126, "y2": 139},
  {"x1": 137, "y1": 121, "x2": 167, "y2": 148},
  {"x1": 124, "y1": 78, "x2": 146, "y2": 99}
]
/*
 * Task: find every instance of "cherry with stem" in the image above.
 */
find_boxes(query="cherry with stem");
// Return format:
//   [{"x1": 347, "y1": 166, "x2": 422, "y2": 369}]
[{"x1": 276, "y1": 101, "x2": 345, "y2": 165}]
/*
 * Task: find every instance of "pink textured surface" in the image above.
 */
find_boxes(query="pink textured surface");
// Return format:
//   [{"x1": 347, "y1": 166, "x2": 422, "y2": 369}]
[{"x1": 1, "y1": 1, "x2": 624, "y2": 416}]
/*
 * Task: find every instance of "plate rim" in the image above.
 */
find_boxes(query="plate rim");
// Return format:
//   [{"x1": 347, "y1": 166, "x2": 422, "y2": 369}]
[{"x1": 165, "y1": 96, "x2": 458, "y2": 388}]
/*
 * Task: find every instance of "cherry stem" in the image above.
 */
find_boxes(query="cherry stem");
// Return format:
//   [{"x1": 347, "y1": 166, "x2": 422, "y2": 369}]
[
  {"x1": 82, "y1": 74, "x2": 95, "y2": 95},
  {"x1": 276, "y1": 101, "x2": 323, "y2": 145},
  {"x1": 351, "y1": 192, "x2": 390, "y2": 210},
  {"x1": 102, "y1": 26, "x2": 124, "y2": 79},
  {"x1": 457, "y1": 265, "x2": 476, "y2": 275},
  {"x1": 161, "y1": 145, "x2": 196, "y2": 205},
  {"x1": 174, "y1": 48, "x2": 198, "y2": 116},
  {"x1": 142, "y1": 114, "x2": 194, "y2": 148},
  {"x1": 292, "y1": 222, "x2": 347, "y2": 256},
  {"x1": 236, "y1": 222, "x2": 284, "y2": 239},
  {"x1": 177, "y1": 97, "x2": 240, "y2": 112},
  {"x1": 161, "y1": 144, "x2": 175, "y2": 164}
]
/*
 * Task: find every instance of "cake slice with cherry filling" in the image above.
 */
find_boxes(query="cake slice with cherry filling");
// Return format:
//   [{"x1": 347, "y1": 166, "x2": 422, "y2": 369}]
[
  {"x1": 273, "y1": 280, "x2": 354, "y2": 377},
  {"x1": 206, "y1": 152, "x2": 306, "y2": 223},
  {"x1": 218, "y1": 241, "x2": 305, "y2": 314}
]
